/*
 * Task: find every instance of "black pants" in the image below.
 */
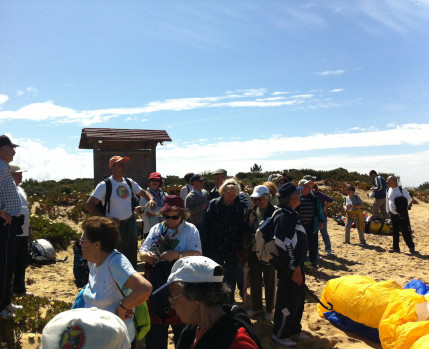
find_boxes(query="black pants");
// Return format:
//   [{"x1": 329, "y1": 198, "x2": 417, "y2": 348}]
[
  {"x1": 0, "y1": 224, "x2": 17, "y2": 310},
  {"x1": 13, "y1": 236, "x2": 29, "y2": 294},
  {"x1": 273, "y1": 269, "x2": 306, "y2": 339},
  {"x1": 391, "y1": 212, "x2": 415, "y2": 251}
]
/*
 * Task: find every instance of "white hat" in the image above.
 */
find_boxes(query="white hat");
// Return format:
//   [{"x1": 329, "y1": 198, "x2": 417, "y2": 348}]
[
  {"x1": 9, "y1": 164, "x2": 26, "y2": 173},
  {"x1": 250, "y1": 185, "x2": 270, "y2": 198},
  {"x1": 152, "y1": 256, "x2": 224, "y2": 295},
  {"x1": 42, "y1": 307, "x2": 131, "y2": 349},
  {"x1": 303, "y1": 174, "x2": 317, "y2": 181},
  {"x1": 298, "y1": 179, "x2": 311, "y2": 187}
]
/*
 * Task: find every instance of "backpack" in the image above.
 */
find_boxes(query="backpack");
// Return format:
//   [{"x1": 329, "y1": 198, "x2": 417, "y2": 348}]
[
  {"x1": 29, "y1": 239, "x2": 57, "y2": 265},
  {"x1": 253, "y1": 208, "x2": 283, "y2": 265},
  {"x1": 73, "y1": 240, "x2": 89, "y2": 288},
  {"x1": 96, "y1": 177, "x2": 140, "y2": 215},
  {"x1": 394, "y1": 186, "x2": 411, "y2": 218},
  {"x1": 145, "y1": 260, "x2": 182, "y2": 325}
]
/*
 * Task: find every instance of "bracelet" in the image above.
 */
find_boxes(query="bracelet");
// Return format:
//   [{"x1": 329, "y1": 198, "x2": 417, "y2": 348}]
[{"x1": 119, "y1": 302, "x2": 130, "y2": 311}]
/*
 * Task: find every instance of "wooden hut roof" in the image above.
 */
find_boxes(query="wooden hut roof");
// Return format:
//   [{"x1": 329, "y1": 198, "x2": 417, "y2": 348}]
[{"x1": 79, "y1": 128, "x2": 172, "y2": 149}]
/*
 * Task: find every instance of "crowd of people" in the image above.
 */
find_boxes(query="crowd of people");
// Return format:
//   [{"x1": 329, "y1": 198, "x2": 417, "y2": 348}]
[{"x1": 0, "y1": 139, "x2": 419, "y2": 348}]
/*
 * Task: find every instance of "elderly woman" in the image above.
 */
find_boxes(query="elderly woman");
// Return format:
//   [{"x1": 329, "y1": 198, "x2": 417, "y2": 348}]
[
  {"x1": 244, "y1": 185, "x2": 276, "y2": 320},
  {"x1": 154, "y1": 255, "x2": 261, "y2": 349},
  {"x1": 80, "y1": 216, "x2": 153, "y2": 348},
  {"x1": 344, "y1": 185, "x2": 366, "y2": 245},
  {"x1": 136, "y1": 172, "x2": 167, "y2": 236},
  {"x1": 139, "y1": 195, "x2": 202, "y2": 349},
  {"x1": 200, "y1": 179, "x2": 245, "y2": 305},
  {"x1": 271, "y1": 183, "x2": 308, "y2": 347}
]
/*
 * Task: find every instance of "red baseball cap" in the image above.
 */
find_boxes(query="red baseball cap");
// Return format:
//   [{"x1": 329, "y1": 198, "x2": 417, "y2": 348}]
[
  {"x1": 109, "y1": 156, "x2": 130, "y2": 168},
  {"x1": 148, "y1": 172, "x2": 162, "y2": 180}
]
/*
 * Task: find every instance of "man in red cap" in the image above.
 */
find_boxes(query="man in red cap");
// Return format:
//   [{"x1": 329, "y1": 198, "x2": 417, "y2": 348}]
[
  {"x1": 85, "y1": 155, "x2": 156, "y2": 267},
  {"x1": 0, "y1": 135, "x2": 25, "y2": 318}
]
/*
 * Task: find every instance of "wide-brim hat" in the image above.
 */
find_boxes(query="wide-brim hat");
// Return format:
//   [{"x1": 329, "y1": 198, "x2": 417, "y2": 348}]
[
  {"x1": 159, "y1": 195, "x2": 186, "y2": 212},
  {"x1": 9, "y1": 164, "x2": 26, "y2": 173},
  {"x1": 152, "y1": 256, "x2": 224, "y2": 295},
  {"x1": 109, "y1": 156, "x2": 130, "y2": 168}
]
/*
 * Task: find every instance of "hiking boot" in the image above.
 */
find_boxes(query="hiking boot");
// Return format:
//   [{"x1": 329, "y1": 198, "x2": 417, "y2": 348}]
[
  {"x1": 6, "y1": 303, "x2": 23, "y2": 313},
  {"x1": 388, "y1": 248, "x2": 400, "y2": 253},
  {"x1": 0, "y1": 308, "x2": 15, "y2": 319},
  {"x1": 272, "y1": 334, "x2": 296, "y2": 347}
]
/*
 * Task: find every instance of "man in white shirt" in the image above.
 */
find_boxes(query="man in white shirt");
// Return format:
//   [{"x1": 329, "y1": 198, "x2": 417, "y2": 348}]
[
  {"x1": 386, "y1": 175, "x2": 415, "y2": 254},
  {"x1": 85, "y1": 156, "x2": 156, "y2": 267},
  {"x1": 180, "y1": 172, "x2": 194, "y2": 201},
  {"x1": 10, "y1": 165, "x2": 32, "y2": 297}
]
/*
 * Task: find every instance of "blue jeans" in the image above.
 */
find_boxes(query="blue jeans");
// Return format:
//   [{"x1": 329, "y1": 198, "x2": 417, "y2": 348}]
[{"x1": 319, "y1": 222, "x2": 331, "y2": 252}]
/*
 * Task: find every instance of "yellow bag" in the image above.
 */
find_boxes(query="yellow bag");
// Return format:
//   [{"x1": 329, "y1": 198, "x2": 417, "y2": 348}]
[
  {"x1": 379, "y1": 293, "x2": 429, "y2": 349},
  {"x1": 411, "y1": 334, "x2": 429, "y2": 348},
  {"x1": 317, "y1": 275, "x2": 402, "y2": 328}
]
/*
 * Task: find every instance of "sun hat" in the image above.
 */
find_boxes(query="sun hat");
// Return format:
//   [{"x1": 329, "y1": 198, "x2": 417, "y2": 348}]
[
  {"x1": 212, "y1": 168, "x2": 227, "y2": 175},
  {"x1": 278, "y1": 182, "x2": 298, "y2": 198},
  {"x1": 152, "y1": 256, "x2": 224, "y2": 295},
  {"x1": 149, "y1": 172, "x2": 162, "y2": 180},
  {"x1": 303, "y1": 174, "x2": 317, "y2": 181},
  {"x1": 190, "y1": 174, "x2": 204, "y2": 182},
  {"x1": 0, "y1": 135, "x2": 19, "y2": 148},
  {"x1": 159, "y1": 195, "x2": 186, "y2": 212},
  {"x1": 250, "y1": 185, "x2": 270, "y2": 198},
  {"x1": 298, "y1": 179, "x2": 311, "y2": 187},
  {"x1": 41, "y1": 307, "x2": 130, "y2": 349},
  {"x1": 9, "y1": 164, "x2": 26, "y2": 173},
  {"x1": 108, "y1": 156, "x2": 130, "y2": 168}
]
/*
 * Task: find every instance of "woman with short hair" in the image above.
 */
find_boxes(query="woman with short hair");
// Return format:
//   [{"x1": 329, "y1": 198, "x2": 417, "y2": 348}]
[
  {"x1": 81, "y1": 216, "x2": 153, "y2": 348},
  {"x1": 344, "y1": 185, "x2": 366, "y2": 245},
  {"x1": 154, "y1": 255, "x2": 262, "y2": 349}
]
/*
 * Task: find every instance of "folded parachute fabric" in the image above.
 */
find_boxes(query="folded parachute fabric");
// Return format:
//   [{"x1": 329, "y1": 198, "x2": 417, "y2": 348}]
[{"x1": 318, "y1": 275, "x2": 429, "y2": 349}]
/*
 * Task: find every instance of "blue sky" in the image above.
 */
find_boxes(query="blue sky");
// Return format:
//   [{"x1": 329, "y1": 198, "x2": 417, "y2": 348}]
[{"x1": 1, "y1": 1, "x2": 429, "y2": 187}]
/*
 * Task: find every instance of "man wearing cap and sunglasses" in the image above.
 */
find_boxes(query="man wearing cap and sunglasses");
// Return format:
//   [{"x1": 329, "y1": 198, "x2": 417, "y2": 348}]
[
  {"x1": 85, "y1": 155, "x2": 156, "y2": 267},
  {"x1": 0, "y1": 135, "x2": 25, "y2": 318}
]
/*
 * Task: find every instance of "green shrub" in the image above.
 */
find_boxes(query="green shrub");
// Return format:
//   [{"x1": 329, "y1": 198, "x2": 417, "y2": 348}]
[{"x1": 30, "y1": 214, "x2": 80, "y2": 250}]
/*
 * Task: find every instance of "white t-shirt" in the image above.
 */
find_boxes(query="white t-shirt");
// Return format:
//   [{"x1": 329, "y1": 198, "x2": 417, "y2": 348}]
[
  {"x1": 17, "y1": 186, "x2": 30, "y2": 237},
  {"x1": 92, "y1": 176, "x2": 143, "y2": 221},
  {"x1": 139, "y1": 221, "x2": 202, "y2": 254},
  {"x1": 386, "y1": 186, "x2": 412, "y2": 215},
  {"x1": 83, "y1": 251, "x2": 136, "y2": 342}
]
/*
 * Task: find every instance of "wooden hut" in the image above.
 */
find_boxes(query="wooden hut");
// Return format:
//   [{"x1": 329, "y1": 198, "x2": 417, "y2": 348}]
[{"x1": 79, "y1": 128, "x2": 172, "y2": 186}]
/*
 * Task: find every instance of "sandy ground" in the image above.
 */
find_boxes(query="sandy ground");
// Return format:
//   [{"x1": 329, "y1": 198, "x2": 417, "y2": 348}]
[{"x1": 18, "y1": 191, "x2": 429, "y2": 348}]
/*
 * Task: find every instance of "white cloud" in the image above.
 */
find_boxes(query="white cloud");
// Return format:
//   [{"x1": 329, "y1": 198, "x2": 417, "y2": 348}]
[
  {"x1": 0, "y1": 94, "x2": 9, "y2": 105},
  {"x1": 317, "y1": 69, "x2": 346, "y2": 76},
  {"x1": 12, "y1": 123, "x2": 428, "y2": 187},
  {"x1": 331, "y1": 89, "x2": 344, "y2": 93},
  {"x1": 0, "y1": 89, "x2": 330, "y2": 125}
]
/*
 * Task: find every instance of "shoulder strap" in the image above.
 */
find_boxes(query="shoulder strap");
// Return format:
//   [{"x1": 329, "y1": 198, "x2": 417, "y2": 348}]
[
  {"x1": 125, "y1": 177, "x2": 133, "y2": 192},
  {"x1": 399, "y1": 186, "x2": 404, "y2": 195},
  {"x1": 104, "y1": 178, "x2": 112, "y2": 214}
]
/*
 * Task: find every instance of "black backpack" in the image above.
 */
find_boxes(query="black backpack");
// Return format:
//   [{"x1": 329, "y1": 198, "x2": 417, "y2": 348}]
[
  {"x1": 96, "y1": 177, "x2": 140, "y2": 215},
  {"x1": 394, "y1": 186, "x2": 412, "y2": 218},
  {"x1": 73, "y1": 240, "x2": 89, "y2": 288}
]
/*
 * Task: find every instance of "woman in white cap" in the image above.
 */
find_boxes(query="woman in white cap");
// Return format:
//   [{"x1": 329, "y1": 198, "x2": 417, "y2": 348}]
[
  {"x1": 243, "y1": 185, "x2": 276, "y2": 320},
  {"x1": 154, "y1": 255, "x2": 262, "y2": 349}
]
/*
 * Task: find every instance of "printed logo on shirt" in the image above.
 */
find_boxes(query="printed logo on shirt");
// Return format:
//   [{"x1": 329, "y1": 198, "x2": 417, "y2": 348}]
[{"x1": 116, "y1": 185, "x2": 130, "y2": 199}]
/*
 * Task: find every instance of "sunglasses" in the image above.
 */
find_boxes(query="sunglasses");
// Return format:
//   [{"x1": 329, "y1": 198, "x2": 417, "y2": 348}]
[
  {"x1": 163, "y1": 214, "x2": 181, "y2": 220},
  {"x1": 150, "y1": 179, "x2": 161, "y2": 183},
  {"x1": 253, "y1": 197, "x2": 265, "y2": 201},
  {"x1": 168, "y1": 294, "x2": 182, "y2": 305}
]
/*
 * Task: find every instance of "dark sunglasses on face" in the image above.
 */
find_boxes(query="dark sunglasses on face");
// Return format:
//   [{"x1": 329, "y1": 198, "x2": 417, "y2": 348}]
[
  {"x1": 150, "y1": 179, "x2": 161, "y2": 183},
  {"x1": 163, "y1": 214, "x2": 181, "y2": 220}
]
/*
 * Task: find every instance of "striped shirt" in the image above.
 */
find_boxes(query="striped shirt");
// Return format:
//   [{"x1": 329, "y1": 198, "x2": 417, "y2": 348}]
[
  {"x1": 0, "y1": 159, "x2": 21, "y2": 215},
  {"x1": 299, "y1": 194, "x2": 315, "y2": 225}
]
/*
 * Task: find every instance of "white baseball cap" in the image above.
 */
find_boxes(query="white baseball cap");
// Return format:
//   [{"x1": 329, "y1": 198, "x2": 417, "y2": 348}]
[
  {"x1": 250, "y1": 185, "x2": 270, "y2": 198},
  {"x1": 152, "y1": 256, "x2": 224, "y2": 295},
  {"x1": 42, "y1": 307, "x2": 131, "y2": 349}
]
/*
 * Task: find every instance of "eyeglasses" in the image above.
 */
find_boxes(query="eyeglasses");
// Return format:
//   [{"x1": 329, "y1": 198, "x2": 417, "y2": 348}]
[
  {"x1": 168, "y1": 294, "x2": 182, "y2": 305},
  {"x1": 150, "y1": 179, "x2": 161, "y2": 183},
  {"x1": 163, "y1": 214, "x2": 181, "y2": 220}
]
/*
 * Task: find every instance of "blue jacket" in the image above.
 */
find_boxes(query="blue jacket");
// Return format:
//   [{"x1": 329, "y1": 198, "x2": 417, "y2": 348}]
[{"x1": 372, "y1": 175, "x2": 387, "y2": 199}]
